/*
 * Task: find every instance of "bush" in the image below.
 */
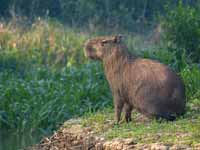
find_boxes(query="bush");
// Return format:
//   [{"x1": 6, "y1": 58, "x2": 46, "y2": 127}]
[
  {"x1": 180, "y1": 65, "x2": 200, "y2": 100},
  {"x1": 162, "y1": 2, "x2": 200, "y2": 63},
  {"x1": 0, "y1": 0, "x2": 173, "y2": 31}
]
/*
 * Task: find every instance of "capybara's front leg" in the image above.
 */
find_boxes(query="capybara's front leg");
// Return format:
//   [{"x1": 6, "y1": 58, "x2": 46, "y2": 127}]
[
  {"x1": 114, "y1": 94, "x2": 124, "y2": 123},
  {"x1": 124, "y1": 103, "x2": 133, "y2": 123}
]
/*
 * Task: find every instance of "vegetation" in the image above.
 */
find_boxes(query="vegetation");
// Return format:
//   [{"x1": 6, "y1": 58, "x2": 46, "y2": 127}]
[
  {"x1": 162, "y1": 2, "x2": 200, "y2": 63},
  {"x1": 0, "y1": 19, "x2": 88, "y2": 68},
  {"x1": 0, "y1": 0, "x2": 198, "y2": 31},
  {"x1": 0, "y1": 19, "x2": 112, "y2": 149},
  {"x1": 81, "y1": 106, "x2": 200, "y2": 145},
  {"x1": 0, "y1": 62, "x2": 112, "y2": 133},
  {"x1": 0, "y1": 20, "x2": 112, "y2": 131},
  {"x1": 0, "y1": 0, "x2": 200, "y2": 149}
]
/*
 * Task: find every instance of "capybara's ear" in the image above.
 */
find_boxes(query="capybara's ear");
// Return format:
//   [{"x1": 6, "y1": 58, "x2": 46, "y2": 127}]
[{"x1": 113, "y1": 35, "x2": 122, "y2": 43}]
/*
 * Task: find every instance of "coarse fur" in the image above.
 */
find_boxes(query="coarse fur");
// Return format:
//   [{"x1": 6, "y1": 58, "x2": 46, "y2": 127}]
[{"x1": 84, "y1": 35, "x2": 186, "y2": 123}]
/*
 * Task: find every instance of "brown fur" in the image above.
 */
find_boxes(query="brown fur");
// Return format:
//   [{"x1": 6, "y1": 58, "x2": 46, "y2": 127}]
[{"x1": 84, "y1": 35, "x2": 186, "y2": 123}]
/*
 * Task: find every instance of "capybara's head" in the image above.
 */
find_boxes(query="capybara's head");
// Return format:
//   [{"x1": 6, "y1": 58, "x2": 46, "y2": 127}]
[{"x1": 84, "y1": 35, "x2": 122, "y2": 60}]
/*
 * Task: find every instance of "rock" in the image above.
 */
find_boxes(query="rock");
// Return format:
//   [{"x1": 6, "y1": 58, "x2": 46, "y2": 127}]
[
  {"x1": 123, "y1": 138, "x2": 135, "y2": 145},
  {"x1": 169, "y1": 144, "x2": 191, "y2": 150},
  {"x1": 151, "y1": 143, "x2": 169, "y2": 150}
]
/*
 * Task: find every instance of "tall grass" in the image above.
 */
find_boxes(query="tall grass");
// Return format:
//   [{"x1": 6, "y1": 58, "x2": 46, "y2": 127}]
[{"x1": 0, "y1": 18, "x2": 88, "y2": 68}]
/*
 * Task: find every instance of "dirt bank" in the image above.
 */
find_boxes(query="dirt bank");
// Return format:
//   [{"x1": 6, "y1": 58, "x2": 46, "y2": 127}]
[{"x1": 32, "y1": 119, "x2": 200, "y2": 150}]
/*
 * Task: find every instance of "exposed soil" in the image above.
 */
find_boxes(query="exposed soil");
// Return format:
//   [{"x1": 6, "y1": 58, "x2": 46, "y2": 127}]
[{"x1": 30, "y1": 119, "x2": 200, "y2": 150}]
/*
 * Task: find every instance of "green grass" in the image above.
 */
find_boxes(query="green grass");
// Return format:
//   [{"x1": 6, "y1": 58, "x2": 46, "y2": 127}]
[
  {"x1": 81, "y1": 106, "x2": 200, "y2": 145},
  {"x1": 0, "y1": 62, "x2": 112, "y2": 133}
]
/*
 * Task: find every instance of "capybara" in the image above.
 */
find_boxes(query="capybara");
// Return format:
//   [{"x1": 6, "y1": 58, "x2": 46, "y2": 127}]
[{"x1": 84, "y1": 35, "x2": 186, "y2": 123}]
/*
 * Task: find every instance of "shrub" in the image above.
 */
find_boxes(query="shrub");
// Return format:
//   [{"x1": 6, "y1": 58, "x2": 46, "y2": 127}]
[
  {"x1": 180, "y1": 65, "x2": 200, "y2": 100},
  {"x1": 0, "y1": 0, "x2": 173, "y2": 31},
  {"x1": 162, "y1": 2, "x2": 200, "y2": 63}
]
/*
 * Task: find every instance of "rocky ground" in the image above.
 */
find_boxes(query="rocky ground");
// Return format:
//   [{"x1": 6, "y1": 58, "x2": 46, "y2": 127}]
[{"x1": 31, "y1": 119, "x2": 200, "y2": 150}]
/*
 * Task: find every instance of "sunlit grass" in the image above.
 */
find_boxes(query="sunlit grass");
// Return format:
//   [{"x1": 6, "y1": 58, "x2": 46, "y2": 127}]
[
  {"x1": 0, "y1": 19, "x2": 89, "y2": 68},
  {"x1": 81, "y1": 106, "x2": 200, "y2": 145}
]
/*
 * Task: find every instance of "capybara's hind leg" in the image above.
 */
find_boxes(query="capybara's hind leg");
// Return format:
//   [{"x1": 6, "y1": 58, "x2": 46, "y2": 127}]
[{"x1": 155, "y1": 112, "x2": 176, "y2": 121}]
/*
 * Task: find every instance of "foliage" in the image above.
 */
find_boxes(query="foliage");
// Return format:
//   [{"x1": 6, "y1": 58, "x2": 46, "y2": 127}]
[
  {"x1": 162, "y1": 2, "x2": 200, "y2": 63},
  {"x1": 0, "y1": 19, "x2": 88, "y2": 68},
  {"x1": 0, "y1": 62, "x2": 111, "y2": 133},
  {"x1": 0, "y1": 0, "x2": 182, "y2": 31},
  {"x1": 0, "y1": 20, "x2": 112, "y2": 134},
  {"x1": 180, "y1": 65, "x2": 200, "y2": 100},
  {"x1": 140, "y1": 48, "x2": 188, "y2": 71}
]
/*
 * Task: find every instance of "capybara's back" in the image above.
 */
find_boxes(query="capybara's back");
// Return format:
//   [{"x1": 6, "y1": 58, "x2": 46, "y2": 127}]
[
  {"x1": 84, "y1": 35, "x2": 186, "y2": 122},
  {"x1": 124, "y1": 58, "x2": 185, "y2": 120}
]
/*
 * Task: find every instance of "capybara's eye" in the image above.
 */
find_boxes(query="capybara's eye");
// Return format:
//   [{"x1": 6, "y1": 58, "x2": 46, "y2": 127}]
[{"x1": 101, "y1": 40, "x2": 108, "y2": 46}]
